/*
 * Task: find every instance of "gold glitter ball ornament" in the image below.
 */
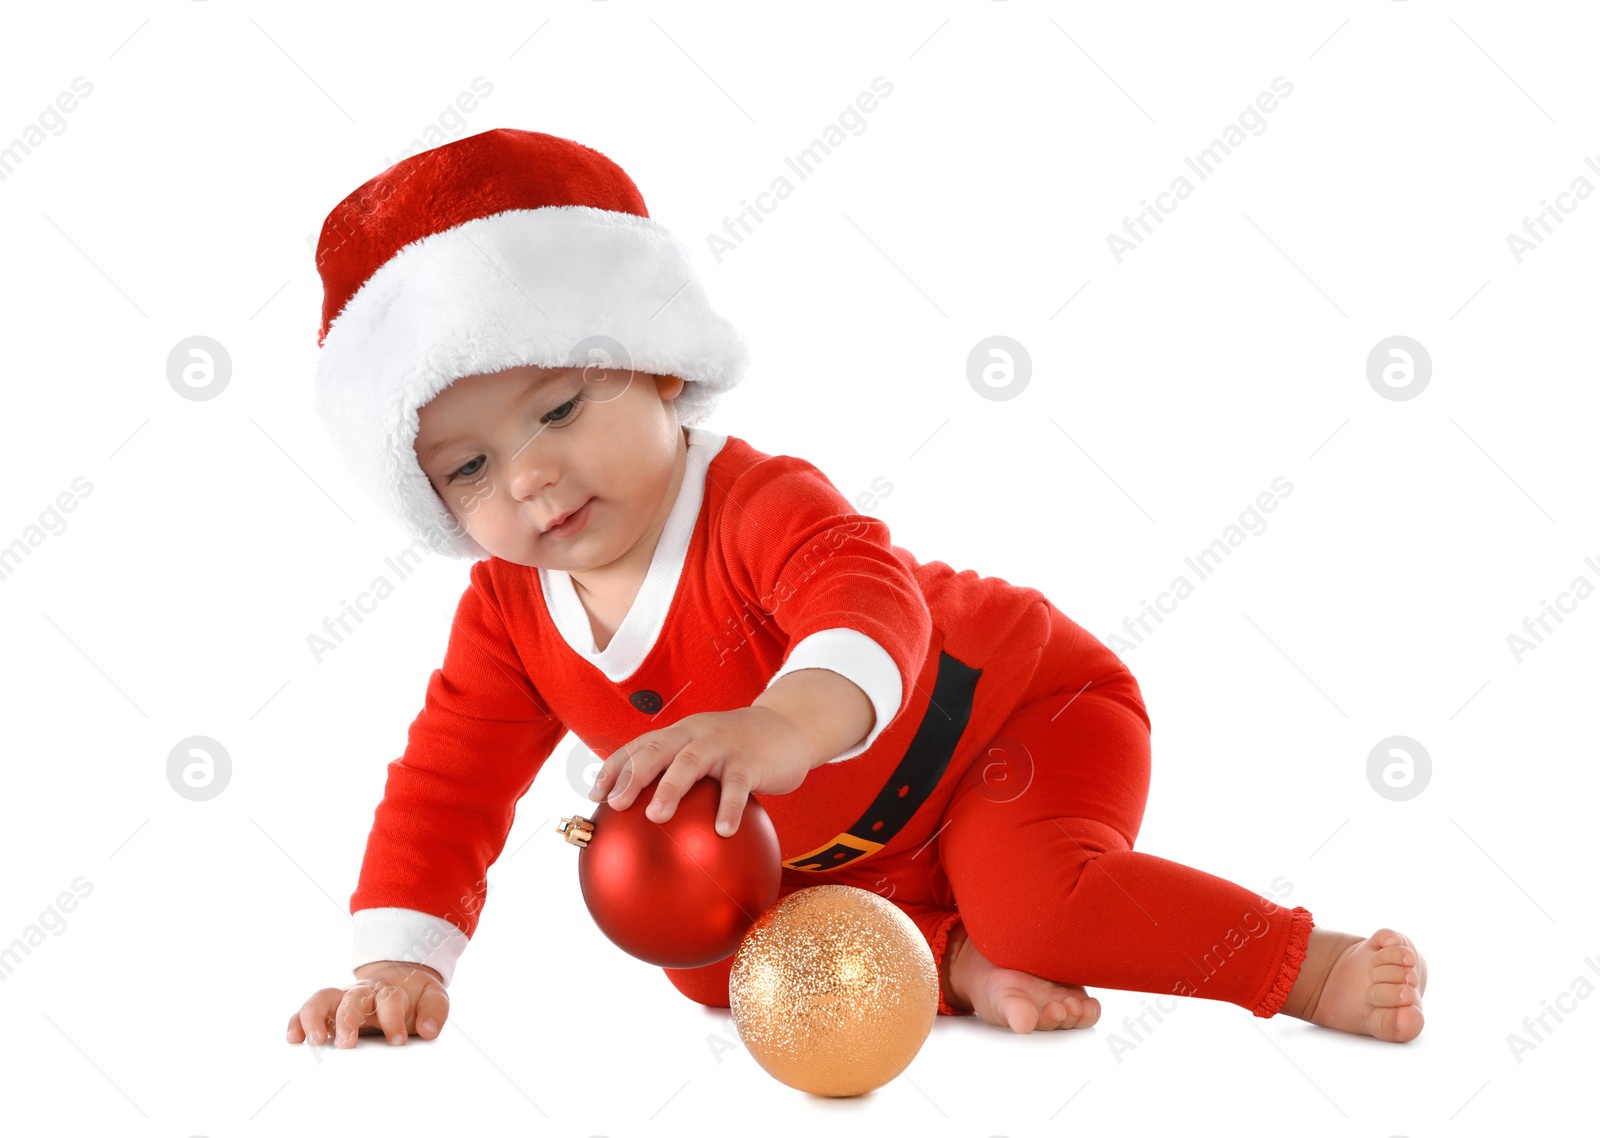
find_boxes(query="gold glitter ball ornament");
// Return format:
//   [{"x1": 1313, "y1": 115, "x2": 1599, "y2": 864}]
[{"x1": 728, "y1": 884, "x2": 938, "y2": 1097}]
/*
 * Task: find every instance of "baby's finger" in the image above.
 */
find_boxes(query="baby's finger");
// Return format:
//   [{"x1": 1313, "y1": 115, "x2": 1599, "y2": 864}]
[
  {"x1": 647, "y1": 751, "x2": 708, "y2": 824},
  {"x1": 605, "y1": 759, "x2": 637, "y2": 808},
  {"x1": 414, "y1": 984, "x2": 450, "y2": 1039},
  {"x1": 334, "y1": 984, "x2": 379, "y2": 1047},
  {"x1": 714, "y1": 772, "x2": 750, "y2": 837},
  {"x1": 373, "y1": 984, "x2": 410, "y2": 1045},
  {"x1": 589, "y1": 753, "x2": 619, "y2": 801},
  {"x1": 608, "y1": 738, "x2": 666, "y2": 809},
  {"x1": 290, "y1": 989, "x2": 343, "y2": 1044}
]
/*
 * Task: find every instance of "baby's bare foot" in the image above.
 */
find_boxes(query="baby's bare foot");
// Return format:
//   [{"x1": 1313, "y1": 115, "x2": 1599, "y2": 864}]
[
  {"x1": 1306, "y1": 928, "x2": 1428, "y2": 1043},
  {"x1": 944, "y1": 922, "x2": 1101, "y2": 1033}
]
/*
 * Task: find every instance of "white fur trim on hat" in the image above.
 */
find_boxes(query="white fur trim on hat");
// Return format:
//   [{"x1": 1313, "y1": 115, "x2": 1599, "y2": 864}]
[{"x1": 313, "y1": 204, "x2": 749, "y2": 560}]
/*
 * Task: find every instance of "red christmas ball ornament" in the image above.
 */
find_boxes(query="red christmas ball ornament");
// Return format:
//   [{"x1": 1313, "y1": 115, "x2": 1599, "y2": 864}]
[{"x1": 557, "y1": 775, "x2": 782, "y2": 968}]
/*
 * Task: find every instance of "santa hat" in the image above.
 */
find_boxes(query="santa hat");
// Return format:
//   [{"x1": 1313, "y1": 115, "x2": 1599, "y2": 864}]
[{"x1": 311, "y1": 128, "x2": 750, "y2": 561}]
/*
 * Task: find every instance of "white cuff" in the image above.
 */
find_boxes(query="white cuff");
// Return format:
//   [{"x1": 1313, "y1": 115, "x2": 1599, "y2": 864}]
[
  {"x1": 352, "y1": 907, "x2": 470, "y2": 988},
  {"x1": 766, "y1": 628, "x2": 903, "y2": 764}
]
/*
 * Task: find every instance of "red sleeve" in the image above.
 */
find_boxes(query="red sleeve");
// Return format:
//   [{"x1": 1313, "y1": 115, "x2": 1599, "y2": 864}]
[
  {"x1": 349, "y1": 560, "x2": 567, "y2": 941},
  {"x1": 718, "y1": 453, "x2": 932, "y2": 728}
]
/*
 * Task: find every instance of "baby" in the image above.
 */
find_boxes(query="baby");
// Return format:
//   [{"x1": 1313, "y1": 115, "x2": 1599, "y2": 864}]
[{"x1": 287, "y1": 129, "x2": 1426, "y2": 1051}]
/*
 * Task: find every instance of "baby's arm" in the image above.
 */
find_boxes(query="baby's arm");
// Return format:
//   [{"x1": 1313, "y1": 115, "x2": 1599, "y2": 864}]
[
  {"x1": 288, "y1": 561, "x2": 566, "y2": 1046},
  {"x1": 718, "y1": 454, "x2": 931, "y2": 765},
  {"x1": 751, "y1": 666, "x2": 876, "y2": 765},
  {"x1": 347, "y1": 563, "x2": 566, "y2": 981}
]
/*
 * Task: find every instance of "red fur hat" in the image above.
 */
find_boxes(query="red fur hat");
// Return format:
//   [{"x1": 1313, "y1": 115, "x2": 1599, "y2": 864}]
[{"x1": 311, "y1": 128, "x2": 749, "y2": 560}]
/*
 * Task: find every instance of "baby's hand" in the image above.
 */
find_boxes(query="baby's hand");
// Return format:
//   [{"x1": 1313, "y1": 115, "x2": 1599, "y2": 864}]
[
  {"x1": 286, "y1": 961, "x2": 448, "y2": 1048},
  {"x1": 590, "y1": 707, "x2": 814, "y2": 836}
]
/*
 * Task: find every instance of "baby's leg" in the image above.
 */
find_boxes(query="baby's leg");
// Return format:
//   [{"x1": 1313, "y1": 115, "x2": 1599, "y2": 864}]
[{"x1": 939, "y1": 670, "x2": 1427, "y2": 1042}]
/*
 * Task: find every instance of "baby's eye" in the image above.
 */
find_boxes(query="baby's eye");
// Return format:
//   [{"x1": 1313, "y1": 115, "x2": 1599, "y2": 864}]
[
  {"x1": 453, "y1": 456, "x2": 485, "y2": 481},
  {"x1": 543, "y1": 397, "x2": 581, "y2": 425}
]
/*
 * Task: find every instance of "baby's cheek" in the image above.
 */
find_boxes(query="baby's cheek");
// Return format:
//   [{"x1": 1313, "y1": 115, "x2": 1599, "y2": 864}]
[{"x1": 444, "y1": 482, "x2": 486, "y2": 516}]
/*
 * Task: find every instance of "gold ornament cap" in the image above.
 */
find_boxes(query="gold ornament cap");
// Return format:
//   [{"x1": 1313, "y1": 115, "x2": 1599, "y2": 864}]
[{"x1": 557, "y1": 814, "x2": 594, "y2": 847}]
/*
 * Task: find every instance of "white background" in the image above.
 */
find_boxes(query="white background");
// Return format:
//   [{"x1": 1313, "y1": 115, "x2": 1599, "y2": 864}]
[{"x1": 1, "y1": 1, "x2": 1595, "y2": 1134}]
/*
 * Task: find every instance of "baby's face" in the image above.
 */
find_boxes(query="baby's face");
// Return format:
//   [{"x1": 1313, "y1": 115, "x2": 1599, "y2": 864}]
[{"x1": 413, "y1": 362, "x2": 688, "y2": 570}]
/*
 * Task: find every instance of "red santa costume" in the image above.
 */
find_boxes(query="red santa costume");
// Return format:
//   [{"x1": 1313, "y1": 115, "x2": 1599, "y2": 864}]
[{"x1": 312, "y1": 128, "x2": 1315, "y2": 1020}]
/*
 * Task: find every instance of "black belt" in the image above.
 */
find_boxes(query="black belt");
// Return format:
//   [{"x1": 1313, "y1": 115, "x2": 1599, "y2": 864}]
[{"x1": 784, "y1": 650, "x2": 982, "y2": 872}]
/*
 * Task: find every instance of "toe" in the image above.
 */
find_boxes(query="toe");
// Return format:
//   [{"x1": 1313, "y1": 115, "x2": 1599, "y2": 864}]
[
  {"x1": 1370, "y1": 981, "x2": 1420, "y2": 1008},
  {"x1": 1049, "y1": 983, "x2": 1099, "y2": 1028},
  {"x1": 1000, "y1": 994, "x2": 1039, "y2": 1034},
  {"x1": 1373, "y1": 1000, "x2": 1425, "y2": 1044},
  {"x1": 1372, "y1": 944, "x2": 1411, "y2": 969},
  {"x1": 1371, "y1": 962, "x2": 1419, "y2": 987},
  {"x1": 1374, "y1": 929, "x2": 1419, "y2": 962}
]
